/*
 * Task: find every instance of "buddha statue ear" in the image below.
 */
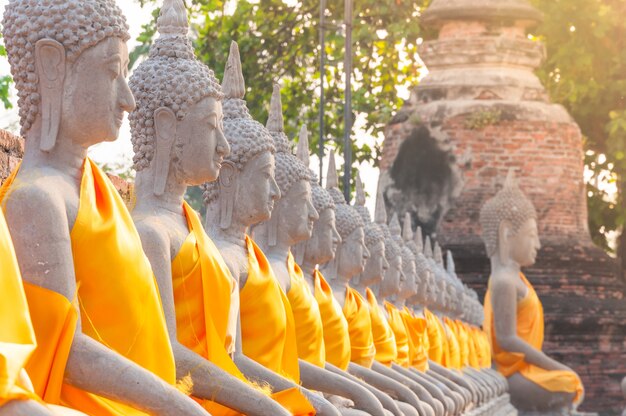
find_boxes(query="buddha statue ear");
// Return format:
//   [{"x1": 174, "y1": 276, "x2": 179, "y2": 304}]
[
  {"x1": 218, "y1": 161, "x2": 238, "y2": 229},
  {"x1": 153, "y1": 107, "x2": 178, "y2": 196},
  {"x1": 267, "y1": 203, "x2": 280, "y2": 247},
  {"x1": 497, "y1": 219, "x2": 512, "y2": 263},
  {"x1": 35, "y1": 39, "x2": 67, "y2": 152}
]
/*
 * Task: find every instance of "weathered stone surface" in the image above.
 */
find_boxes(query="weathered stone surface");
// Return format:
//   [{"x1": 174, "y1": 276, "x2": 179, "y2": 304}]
[{"x1": 380, "y1": 0, "x2": 626, "y2": 412}]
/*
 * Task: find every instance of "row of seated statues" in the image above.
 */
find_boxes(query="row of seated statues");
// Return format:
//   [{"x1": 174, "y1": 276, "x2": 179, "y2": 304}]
[{"x1": 0, "y1": 0, "x2": 584, "y2": 415}]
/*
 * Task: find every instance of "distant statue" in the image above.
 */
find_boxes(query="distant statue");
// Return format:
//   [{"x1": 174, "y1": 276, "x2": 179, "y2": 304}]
[{"x1": 481, "y1": 170, "x2": 584, "y2": 412}]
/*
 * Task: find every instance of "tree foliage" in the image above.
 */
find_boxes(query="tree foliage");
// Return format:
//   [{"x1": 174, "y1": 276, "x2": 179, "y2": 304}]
[
  {"x1": 0, "y1": 32, "x2": 13, "y2": 110},
  {"x1": 530, "y1": 0, "x2": 626, "y2": 258}
]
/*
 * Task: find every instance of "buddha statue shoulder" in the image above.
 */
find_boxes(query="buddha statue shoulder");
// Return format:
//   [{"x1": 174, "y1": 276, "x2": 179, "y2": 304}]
[
  {"x1": 130, "y1": 5, "x2": 292, "y2": 415},
  {"x1": 1, "y1": 1, "x2": 207, "y2": 414},
  {"x1": 481, "y1": 169, "x2": 584, "y2": 412}
]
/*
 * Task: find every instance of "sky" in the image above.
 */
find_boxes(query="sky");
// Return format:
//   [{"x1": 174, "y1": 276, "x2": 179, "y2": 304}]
[{"x1": 0, "y1": 0, "x2": 382, "y2": 213}]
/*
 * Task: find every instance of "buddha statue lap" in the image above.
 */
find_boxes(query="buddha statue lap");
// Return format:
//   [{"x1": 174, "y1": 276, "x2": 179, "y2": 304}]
[
  {"x1": 317, "y1": 153, "x2": 433, "y2": 416},
  {"x1": 253, "y1": 105, "x2": 389, "y2": 416},
  {"x1": 481, "y1": 170, "x2": 584, "y2": 413},
  {"x1": 130, "y1": 5, "x2": 294, "y2": 415},
  {"x1": 1, "y1": 1, "x2": 208, "y2": 414},
  {"x1": 202, "y1": 41, "x2": 341, "y2": 416}
]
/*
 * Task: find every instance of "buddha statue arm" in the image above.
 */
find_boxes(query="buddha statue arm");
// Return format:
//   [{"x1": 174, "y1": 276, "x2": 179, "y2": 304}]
[
  {"x1": 490, "y1": 278, "x2": 572, "y2": 372},
  {"x1": 299, "y1": 360, "x2": 385, "y2": 416},
  {"x1": 427, "y1": 361, "x2": 474, "y2": 404},
  {"x1": 391, "y1": 366, "x2": 453, "y2": 414},
  {"x1": 346, "y1": 363, "x2": 426, "y2": 415},
  {"x1": 0, "y1": 400, "x2": 55, "y2": 416},
  {"x1": 137, "y1": 223, "x2": 292, "y2": 416},
  {"x1": 5, "y1": 188, "x2": 208, "y2": 416},
  {"x1": 325, "y1": 364, "x2": 404, "y2": 416},
  {"x1": 372, "y1": 362, "x2": 442, "y2": 416}
]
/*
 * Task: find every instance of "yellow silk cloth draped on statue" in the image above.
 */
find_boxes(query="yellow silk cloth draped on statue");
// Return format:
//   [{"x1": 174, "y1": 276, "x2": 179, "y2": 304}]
[
  {"x1": 313, "y1": 270, "x2": 351, "y2": 370},
  {"x1": 484, "y1": 273, "x2": 583, "y2": 404},
  {"x1": 171, "y1": 204, "x2": 313, "y2": 416},
  {"x1": 286, "y1": 253, "x2": 326, "y2": 368},
  {"x1": 239, "y1": 237, "x2": 306, "y2": 384},
  {"x1": 364, "y1": 289, "x2": 397, "y2": 366},
  {"x1": 342, "y1": 287, "x2": 376, "y2": 368},
  {"x1": 423, "y1": 309, "x2": 443, "y2": 365},
  {"x1": 453, "y1": 320, "x2": 471, "y2": 368},
  {"x1": 460, "y1": 323, "x2": 480, "y2": 370},
  {"x1": 0, "y1": 208, "x2": 39, "y2": 407},
  {"x1": 383, "y1": 302, "x2": 410, "y2": 368},
  {"x1": 400, "y1": 309, "x2": 429, "y2": 372},
  {"x1": 443, "y1": 318, "x2": 462, "y2": 370},
  {"x1": 1, "y1": 159, "x2": 176, "y2": 415}
]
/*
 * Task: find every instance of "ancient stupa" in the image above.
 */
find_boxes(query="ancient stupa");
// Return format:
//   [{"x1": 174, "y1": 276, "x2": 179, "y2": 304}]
[{"x1": 379, "y1": 0, "x2": 626, "y2": 412}]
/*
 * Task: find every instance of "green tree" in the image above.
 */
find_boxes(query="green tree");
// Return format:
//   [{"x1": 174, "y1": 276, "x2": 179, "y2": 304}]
[
  {"x1": 0, "y1": 32, "x2": 13, "y2": 110},
  {"x1": 530, "y1": 0, "x2": 626, "y2": 265}
]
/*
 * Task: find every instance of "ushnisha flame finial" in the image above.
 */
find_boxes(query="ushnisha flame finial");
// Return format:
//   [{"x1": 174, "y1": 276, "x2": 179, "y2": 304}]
[
  {"x1": 402, "y1": 212, "x2": 413, "y2": 242},
  {"x1": 389, "y1": 212, "x2": 401, "y2": 237},
  {"x1": 446, "y1": 250, "x2": 456, "y2": 275},
  {"x1": 374, "y1": 186, "x2": 387, "y2": 225},
  {"x1": 434, "y1": 242, "x2": 444, "y2": 266},
  {"x1": 296, "y1": 125, "x2": 310, "y2": 167},
  {"x1": 326, "y1": 150, "x2": 339, "y2": 190},
  {"x1": 424, "y1": 235, "x2": 433, "y2": 259},
  {"x1": 355, "y1": 174, "x2": 366, "y2": 207},
  {"x1": 157, "y1": 0, "x2": 189, "y2": 36},
  {"x1": 266, "y1": 84, "x2": 285, "y2": 133},
  {"x1": 222, "y1": 41, "x2": 245, "y2": 100},
  {"x1": 415, "y1": 226, "x2": 424, "y2": 254}
]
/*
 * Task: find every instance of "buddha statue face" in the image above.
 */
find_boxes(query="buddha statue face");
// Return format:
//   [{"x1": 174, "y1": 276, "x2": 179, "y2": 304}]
[
  {"x1": 337, "y1": 226, "x2": 369, "y2": 279},
  {"x1": 381, "y1": 254, "x2": 403, "y2": 297},
  {"x1": 230, "y1": 151, "x2": 280, "y2": 227},
  {"x1": 360, "y1": 240, "x2": 388, "y2": 287},
  {"x1": 503, "y1": 218, "x2": 540, "y2": 267},
  {"x1": 401, "y1": 255, "x2": 418, "y2": 299},
  {"x1": 271, "y1": 179, "x2": 318, "y2": 245},
  {"x1": 303, "y1": 207, "x2": 341, "y2": 265}
]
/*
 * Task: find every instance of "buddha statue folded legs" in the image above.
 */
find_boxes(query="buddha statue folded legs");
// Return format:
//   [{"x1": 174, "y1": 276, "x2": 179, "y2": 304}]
[{"x1": 480, "y1": 170, "x2": 584, "y2": 412}]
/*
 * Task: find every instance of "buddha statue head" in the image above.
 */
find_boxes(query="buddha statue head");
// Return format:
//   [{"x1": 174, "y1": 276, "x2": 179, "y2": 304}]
[
  {"x1": 254, "y1": 87, "x2": 318, "y2": 249},
  {"x1": 403, "y1": 216, "x2": 430, "y2": 307},
  {"x1": 292, "y1": 127, "x2": 340, "y2": 266},
  {"x1": 352, "y1": 174, "x2": 388, "y2": 288},
  {"x1": 389, "y1": 213, "x2": 417, "y2": 302},
  {"x1": 203, "y1": 42, "x2": 280, "y2": 231},
  {"x1": 321, "y1": 151, "x2": 368, "y2": 281},
  {"x1": 129, "y1": 0, "x2": 228, "y2": 195},
  {"x1": 3, "y1": 0, "x2": 134, "y2": 149},
  {"x1": 424, "y1": 236, "x2": 446, "y2": 312},
  {"x1": 374, "y1": 193, "x2": 403, "y2": 299},
  {"x1": 479, "y1": 169, "x2": 540, "y2": 268}
]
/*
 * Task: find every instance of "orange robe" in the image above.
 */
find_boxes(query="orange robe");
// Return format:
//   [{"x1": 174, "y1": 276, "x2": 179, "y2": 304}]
[
  {"x1": 383, "y1": 302, "x2": 410, "y2": 368},
  {"x1": 484, "y1": 273, "x2": 583, "y2": 404},
  {"x1": 239, "y1": 237, "x2": 315, "y2": 415},
  {"x1": 286, "y1": 253, "x2": 326, "y2": 368},
  {"x1": 313, "y1": 270, "x2": 351, "y2": 370},
  {"x1": 400, "y1": 309, "x2": 429, "y2": 372},
  {"x1": 1, "y1": 159, "x2": 176, "y2": 415},
  {"x1": 365, "y1": 289, "x2": 397, "y2": 366},
  {"x1": 342, "y1": 287, "x2": 376, "y2": 368},
  {"x1": 171, "y1": 204, "x2": 312, "y2": 416}
]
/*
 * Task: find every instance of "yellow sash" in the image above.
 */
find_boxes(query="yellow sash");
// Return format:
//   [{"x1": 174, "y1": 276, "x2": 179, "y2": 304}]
[
  {"x1": 365, "y1": 289, "x2": 397, "y2": 366},
  {"x1": 239, "y1": 236, "x2": 301, "y2": 382},
  {"x1": 424, "y1": 309, "x2": 443, "y2": 365},
  {"x1": 342, "y1": 287, "x2": 376, "y2": 368},
  {"x1": 453, "y1": 320, "x2": 470, "y2": 368},
  {"x1": 383, "y1": 302, "x2": 410, "y2": 368},
  {"x1": 313, "y1": 270, "x2": 351, "y2": 371},
  {"x1": 286, "y1": 253, "x2": 326, "y2": 368},
  {"x1": 0, "y1": 209, "x2": 39, "y2": 406},
  {"x1": 443, "y1": 318, "x2": 461, "y2": 370},
  {"x1": 400, "y1": 308, "x2": 429, "y2": 372},
  {"x1": 484, "y1": 273, "x2": 583, "y2": 404},
  {"x1": 1, "y1": 158, "x2": 176, "y2": 415},
  {"x1": 172, "y1": 205, "x2": 313, "y2": 416}
]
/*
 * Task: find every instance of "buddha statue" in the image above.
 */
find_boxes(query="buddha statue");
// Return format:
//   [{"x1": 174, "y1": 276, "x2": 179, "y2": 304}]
[
  {"x1": 129, "y1": 5, "x2": 294, "y2": 415},
  {"x1": 1, "y1": 1, "x2": 208, "y2": 414},
  {"x1": 253, "y1": 89, "x2": 385, "y2": 416},
  {"x1": 202, "y1": 41, "x2": 334, "y2": 416},
  {"x1": 481, "y1": 170, "x2": 584, "y2": 412}
]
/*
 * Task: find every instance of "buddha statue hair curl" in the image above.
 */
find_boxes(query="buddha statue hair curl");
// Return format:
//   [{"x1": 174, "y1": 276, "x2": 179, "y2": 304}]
[
  {"x1": 479, "y1": 169, "x2": 537, "y2": 257},
  {"x1": 326, "y1": 151, "x2": 363, "y2": 239},
  {"x1": 2, "y1": 0, "x2": 130, "y2": 136}
]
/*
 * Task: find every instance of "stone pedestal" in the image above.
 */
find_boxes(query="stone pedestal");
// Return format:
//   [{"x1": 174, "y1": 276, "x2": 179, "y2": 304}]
[{"x1": 379, "y1": 1, "x2": 626, "y2": 413}]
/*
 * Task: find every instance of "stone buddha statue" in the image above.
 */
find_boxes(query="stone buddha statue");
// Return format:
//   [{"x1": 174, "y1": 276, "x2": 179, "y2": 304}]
[
  {"x1": 1, "y1": 1, "x2": 208, "y2": 415},
  {"x1": 253, "y1": 89, "x2": 386, "y2": 416},
  {"x1": 481, "y1": 170, "x2": 584, "y2": 412},
  {"x1": 129, "y1": 5, "x2": 293, "y2": 415},
  {"x1": 202, "y1": 41, "x2": 330, "y2": 416}
]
